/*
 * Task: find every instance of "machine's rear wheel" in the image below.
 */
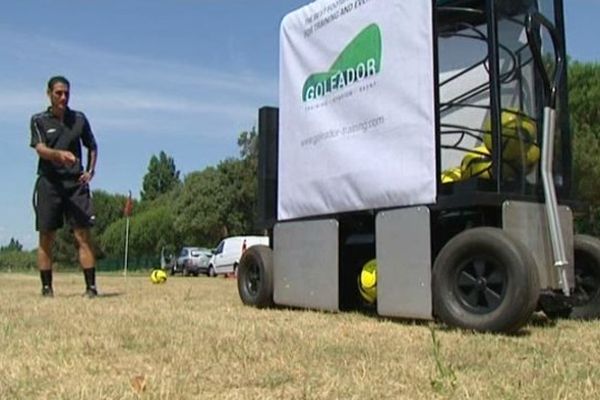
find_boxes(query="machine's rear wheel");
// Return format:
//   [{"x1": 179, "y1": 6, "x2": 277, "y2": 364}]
[
  {"x1": 238, "y1": 245, "x2": 274, "y2": 308},
  {"x1": 432, "y1": 227, "x2": 539, "y2": 333},
  {"x1": 570, "y1": 234, "x2": 600, "y2": 319}
]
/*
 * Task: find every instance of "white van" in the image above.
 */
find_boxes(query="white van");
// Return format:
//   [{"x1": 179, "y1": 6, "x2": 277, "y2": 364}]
[{"x1": 207, "y1": 236, "x2": 269, "y2": 277}]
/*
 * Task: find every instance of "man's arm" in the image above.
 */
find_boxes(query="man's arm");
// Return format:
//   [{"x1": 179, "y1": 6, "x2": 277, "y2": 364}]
[
  {"x1": 78, "y1": 114, "x2": 98, "y2": 185},
  {"x1": 31, "y1": 116, "x2": 77, "y2": 166},
  {"x1": 34, "y1": 142, "x2": 77, "y2": 166},
  {"x1": 79, "y1": 148, "x2": 97, "y2": 184},
  {"x1": 87, "y1": 148, "x2": 97, "y2": 174}
]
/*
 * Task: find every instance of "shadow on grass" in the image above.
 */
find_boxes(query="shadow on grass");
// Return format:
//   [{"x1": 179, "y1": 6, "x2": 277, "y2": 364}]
[
  {"x1": 96, "y1": 292, "x2": 124, "y2": 298},
  {"x1": 354, "y1": 308, "x2": 550, "y2": 337},
  {"x1": 251, "y1": 302, "x2": 572, "y2": 336},
  {"x1": 60, "y1": 292, "x2": 125, "y2": 299}
]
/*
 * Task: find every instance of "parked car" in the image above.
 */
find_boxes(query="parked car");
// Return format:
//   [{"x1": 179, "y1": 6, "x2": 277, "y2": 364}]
[
  {"x1": 172, "y1": 247, "x2": 212, "y2": 276},
  {"x1": 207, "y1": 236, "x2": 269, "y2": 277}
]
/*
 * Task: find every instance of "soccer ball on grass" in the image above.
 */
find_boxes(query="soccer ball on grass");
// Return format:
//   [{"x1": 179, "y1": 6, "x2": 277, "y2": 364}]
[{"x1": 150, "y1": 269, "x2": 168, "y2": 284}]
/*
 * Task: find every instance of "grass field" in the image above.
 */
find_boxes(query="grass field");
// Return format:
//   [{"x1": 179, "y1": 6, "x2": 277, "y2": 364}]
[{"x1": 1, "y1": 272, "x2": 599, "y2": 399}]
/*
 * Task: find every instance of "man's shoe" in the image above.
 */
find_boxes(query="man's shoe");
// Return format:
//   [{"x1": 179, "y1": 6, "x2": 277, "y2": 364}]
[
  {"x1": 41, "y1": 286, "x2": 54, "y2": 297},
  {"x1": 84, "y1": 286, "x2": 98, "y2": 298}
]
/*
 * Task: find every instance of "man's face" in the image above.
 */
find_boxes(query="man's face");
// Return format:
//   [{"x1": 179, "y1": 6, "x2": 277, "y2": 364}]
[{"x1": 47, "y1": 82, "x2": 70, "y2": 114}]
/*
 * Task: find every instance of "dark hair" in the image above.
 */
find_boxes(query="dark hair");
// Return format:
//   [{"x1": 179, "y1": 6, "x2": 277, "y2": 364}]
[{"x1": 47, "y1": 76, "x2": 70, "y2": 91}]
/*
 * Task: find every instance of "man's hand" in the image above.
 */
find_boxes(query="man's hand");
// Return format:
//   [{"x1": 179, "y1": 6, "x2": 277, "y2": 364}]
[
  {"x1": 56, "y1": 150, "x2": 77, "y2": 167},
  {"x1": 78, "y1": 170, "x2": 94, "y2": 185}
]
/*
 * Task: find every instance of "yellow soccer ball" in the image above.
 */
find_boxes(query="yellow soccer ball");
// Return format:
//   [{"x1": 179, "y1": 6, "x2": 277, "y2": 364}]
[
  {"x1": 150, "y1": 269, "x2": 168, "y2": 284},
  {"x1": 461, "y1": 145, "x2": 521, "y2": 180},
  {"x1": 358, "y1": 259, "x2": 377, "y2": 304},
  {"x1": 441, "y1": 167, "x2": 462, "y2": 183},
  {"x1": 526, "y1": 144, "x2": 540, "y2": 167},
  {"x1": 461, "y1": 145, "x2": 492, "y2": 179},
  {"x1": 482, "y1": 109, "x2": 537, "y2": 162}
]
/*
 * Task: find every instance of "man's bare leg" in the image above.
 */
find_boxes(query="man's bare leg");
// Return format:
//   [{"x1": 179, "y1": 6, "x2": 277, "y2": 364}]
[
  {"x1": 74, "y1": 228, "x2": 97, "y2": 297},
  {"x1": 38, "y1": 231, "x2": 55, "y2": 296}
]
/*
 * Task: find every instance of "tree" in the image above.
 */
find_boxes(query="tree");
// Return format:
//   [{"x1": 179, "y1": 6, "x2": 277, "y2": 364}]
[
  {"x1": 172, "y1": 129, "x2": 261, "y2": 248},
  {"x1": 91, "y1": 190, "x2": 137, "y2": 259},
  {"x1": 0, "y1": 238, "x2": 23, "y2": 252},
  {"x1": 569, "y1": 61, "x2": 600, "y2": 235},
  {"x1": 174, "y1": 167, "x2": 227, "y2": 247},
  {"x1": 92, "y1": 190, "x2": 133, "y2": 234},
  {"x1": 101, "y1": 205, "x2": 177, "y2": 258},
  {"x1": 141, "y1": 151, "x2": 181, "y2": 202},
  {"x1": 237, "y1": 126, "x2": 258, "y2": 161},
  {"x1": 216, "y1": 157, "x2": 258, "y2": 235},
  {"x1": 569, "y1": 62, "x2": 600, "y2": 135}
]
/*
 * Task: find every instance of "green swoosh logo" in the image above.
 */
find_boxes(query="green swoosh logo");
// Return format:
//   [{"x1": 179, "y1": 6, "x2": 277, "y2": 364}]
[{"x1": 302, "y1": 23, "x2": 382, "y2": 102}]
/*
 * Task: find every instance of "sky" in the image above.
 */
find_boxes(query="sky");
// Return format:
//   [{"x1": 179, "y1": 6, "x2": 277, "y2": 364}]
[{"x1": 1, "y1": 0, "x2": 598, "y2": 251}]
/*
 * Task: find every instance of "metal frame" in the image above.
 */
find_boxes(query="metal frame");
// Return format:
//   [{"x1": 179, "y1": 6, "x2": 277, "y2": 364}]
[{"x1": 435, "y1": 0, "x2": 571, "y2": 208}]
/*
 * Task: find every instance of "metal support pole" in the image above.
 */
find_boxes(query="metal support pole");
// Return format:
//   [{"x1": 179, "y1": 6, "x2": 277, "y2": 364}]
[{"x1": 541, "y1": 106, "x2": 569, "y2": 296}]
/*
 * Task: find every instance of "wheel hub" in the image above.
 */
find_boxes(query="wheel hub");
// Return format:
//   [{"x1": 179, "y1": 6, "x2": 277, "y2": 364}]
[
  {"x1": 455, "y1": 257, "x2": 507, "y2": 313},
  {"x1": 476, "y1": 277, "x2": 487, "y2": 290},
  {"x1": 246, "y1": 263, "x2": 260, "y2": 295}
]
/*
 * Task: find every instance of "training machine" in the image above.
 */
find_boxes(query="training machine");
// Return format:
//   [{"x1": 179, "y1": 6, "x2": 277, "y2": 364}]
[{"x1": 237, "y1": 0, "x2": 600, "y2": 333}]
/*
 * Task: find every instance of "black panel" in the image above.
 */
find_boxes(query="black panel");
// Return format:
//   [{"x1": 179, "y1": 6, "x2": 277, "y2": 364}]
[{"x1": 257, "y1": 107, "x2": 279, "y2": 230}]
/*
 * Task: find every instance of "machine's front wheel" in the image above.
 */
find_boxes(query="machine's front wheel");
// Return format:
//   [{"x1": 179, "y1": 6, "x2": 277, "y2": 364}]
[
  {"x1": 432, "y1": 227, "x2": 539, "y2": 333},
  {"x1": 570, "y1": 234, "x2": 600, "y2": 319},
  {"x1": 237, "y1": 245, "x2": 274, "y2": 308}
]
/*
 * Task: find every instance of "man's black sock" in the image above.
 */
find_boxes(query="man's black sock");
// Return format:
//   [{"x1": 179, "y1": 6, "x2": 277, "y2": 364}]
[
  {"x1": 83, "y1": 267, "x2": 96, "y2": 289},
  {"x1": 40, "y1": 270, "x2": 52, "y2": 288}
]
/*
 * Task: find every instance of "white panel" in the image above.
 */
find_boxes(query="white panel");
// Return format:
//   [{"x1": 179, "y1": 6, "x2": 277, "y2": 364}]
[
  {"x1": 376, "y1": 207, "x2": 432, "y2": 320},
  {"x1": 273, "y1": 219, "x2": 339, "y2": 311},
  {"x1": 278, "y1": 0, "x2": 436, "y2": 220}
]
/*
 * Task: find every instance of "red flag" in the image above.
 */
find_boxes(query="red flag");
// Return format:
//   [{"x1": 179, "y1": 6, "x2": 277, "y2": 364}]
[{"x1": 124, "y1": 191, "x2": 133, "y2": 217}]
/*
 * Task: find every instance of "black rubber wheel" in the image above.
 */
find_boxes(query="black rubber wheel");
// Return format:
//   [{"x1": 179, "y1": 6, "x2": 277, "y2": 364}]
[
  {"x1": 237, "y1": 245, "x2": 274, "y2": 308},
  {"x1": 208, "y1": 266, "x2": 216, "y2": 277},
  {"x1": 570, "y1": 234, "x2": 600, "y2": 319},
  {"x1": 432, "y1": 227, "x2": 540, "y2": 333}
]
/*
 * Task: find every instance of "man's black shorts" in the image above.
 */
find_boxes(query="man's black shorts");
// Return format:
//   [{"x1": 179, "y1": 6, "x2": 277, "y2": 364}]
[{"x1": 34, "y1": 175, "x2": 95, "y2": 232}]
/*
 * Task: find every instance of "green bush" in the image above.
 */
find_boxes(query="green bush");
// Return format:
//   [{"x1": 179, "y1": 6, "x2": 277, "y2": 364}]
[
  {"x1": 0, "y1": 251, "x2": 37, "y2": 272},
  {"x1": 96, "y1": 256, "x2": 160, "y2": 272}
]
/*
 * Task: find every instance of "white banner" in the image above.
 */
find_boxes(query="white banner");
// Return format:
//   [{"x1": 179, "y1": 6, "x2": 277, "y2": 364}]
[{"x1": 278, "y1": 0, "x2": 436, "y2": 220}]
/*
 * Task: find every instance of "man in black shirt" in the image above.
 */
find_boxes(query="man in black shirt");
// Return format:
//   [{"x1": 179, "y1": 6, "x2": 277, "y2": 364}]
[{"x1": 30, "y1": 76, "x2": 99, "y2": 297}]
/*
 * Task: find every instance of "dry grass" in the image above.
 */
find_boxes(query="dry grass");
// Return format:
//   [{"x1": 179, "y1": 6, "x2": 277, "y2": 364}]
[{"x1": 1, "y1": 272, "x2": 599, "y2": 399}]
